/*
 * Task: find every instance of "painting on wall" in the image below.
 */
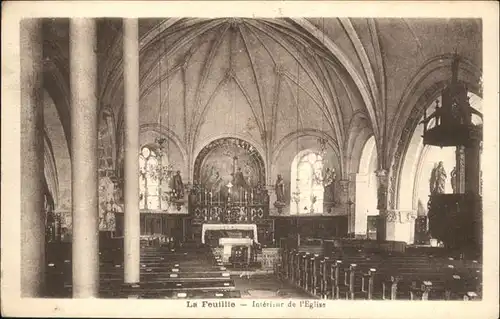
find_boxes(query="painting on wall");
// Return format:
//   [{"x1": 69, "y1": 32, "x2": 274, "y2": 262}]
[{"x1": 194, "y1": 138, "x2": 265, "y2": 192}]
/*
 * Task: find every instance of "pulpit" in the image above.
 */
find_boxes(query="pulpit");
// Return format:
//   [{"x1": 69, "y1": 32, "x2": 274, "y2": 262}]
[{"x1": 422, "y1": 55, "x2": 482, "y2": 254}]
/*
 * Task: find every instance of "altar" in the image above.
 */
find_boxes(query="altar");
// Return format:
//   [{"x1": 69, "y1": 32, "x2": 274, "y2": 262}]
[
  {"x1": 219, "y1": 237, "x2": 253, "y2": 263},
  {"x1": 201, "y1": 223, "x2": 258, "y2": 244}
]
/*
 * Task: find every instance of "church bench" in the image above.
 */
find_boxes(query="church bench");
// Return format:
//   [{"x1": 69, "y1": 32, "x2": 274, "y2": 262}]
[
  {"x1": 292, "y1": 251, "x2": 308, "y2": 288},
  {"x1": 319, "y1": 257, "x2": 338, "y2": 298},
  {"x1": 100, "y1": 262, "x2": 227, "y2": 271},
  {"x1": 100, "y1": 289, "x2": 242, "y2": 299},
  {"x1": 331, "y1": 256, "x2": 384, "y2": 300},
  {"x1": 100, "y1": 272, "x2": 233, "y2": 282},
  {"x1": 99, "y1": 280, "x2": 236, "y2": 292},
  {"x1": 277, "y1": 246, "x2": 482, "y2": 301}
]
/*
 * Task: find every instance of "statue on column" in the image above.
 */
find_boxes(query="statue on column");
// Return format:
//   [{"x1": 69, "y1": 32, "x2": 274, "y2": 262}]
[
  {"x1": 171, "y1": 170, "x2": 184, "y2": 200},
  {"x1": 323, "y1": 167, "x2": 336, "y2": 205},
  {"x1": 450, "y1": 166, "x2": 457, "y2": 193},
  {"x1": 274, "y1": 174, "x2": 285, "y2": 204}
]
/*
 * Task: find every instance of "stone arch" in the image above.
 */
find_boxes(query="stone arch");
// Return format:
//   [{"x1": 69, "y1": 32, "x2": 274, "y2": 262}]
[
  {"x1": 193, "y1": 133, "x2": 267, "y2": 184},
  {"x1": 387, "y1": 56, "x2": 482, "y2": 210},
  {"x1": 345, "y1": 110, "x2": 375, "y2": 175},
  {"x1": 43, "y1": 90, "x2": 71, "y2": 210},
  {"x1": 192, "y1": 137, "x2": 266, "y2": 188},
  {"x1": 272, "y1": 129, "x2": 342, "y2": 178},
  {"x1": 358, "y1": 136, "x2": 377, "y2": 175},
  {"x1": 352, "y1": 135, "x2": 378, "y2": 236}
]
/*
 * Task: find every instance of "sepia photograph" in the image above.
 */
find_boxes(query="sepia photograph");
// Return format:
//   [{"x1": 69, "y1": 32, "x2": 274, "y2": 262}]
[{"x1": 1, "y1": 1, "x2": 499, "y2": 318}]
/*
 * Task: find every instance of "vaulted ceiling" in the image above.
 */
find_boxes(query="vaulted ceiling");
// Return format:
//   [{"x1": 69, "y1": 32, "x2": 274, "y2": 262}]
[{"x1": 42, "y1": 17, "x2": 483, "y2": 173}]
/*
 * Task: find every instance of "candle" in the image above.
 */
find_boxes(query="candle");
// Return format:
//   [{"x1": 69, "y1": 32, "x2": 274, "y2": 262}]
[{"x1": 209, "y1": 192, "x2": 212, "y2": 205}]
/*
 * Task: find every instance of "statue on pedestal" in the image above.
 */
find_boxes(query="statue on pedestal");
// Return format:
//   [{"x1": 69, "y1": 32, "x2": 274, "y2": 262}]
[
  {"x1": 233, "y1": 167, "x2": 247, "y2": 189},
  {"x1": 171, "y1": 170, "x2": 184, "y2": 200},
  {"x1": 323, "y1": 167, "x2": 336, "y2": 205},
  {"x1": 450, "y1": 166, "x2": 457, "y2": 193},
  {"x1": 430, "y1": 161, "x2": 447, "y2": 194},
  {"x1": 274, "y1": 174, "x2": 285, "y2": 204},
  {"x1": 429, "y1": 163, "x2": 438, "y2": 194}
]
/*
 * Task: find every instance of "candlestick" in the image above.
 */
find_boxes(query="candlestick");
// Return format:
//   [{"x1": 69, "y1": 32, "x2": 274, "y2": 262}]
[
  {"x1": 209, "y1": 192, "x2": 212, "y2": 206},
  {"x1": 205, "y1": 191, "x2": 208, "y2": 206}
]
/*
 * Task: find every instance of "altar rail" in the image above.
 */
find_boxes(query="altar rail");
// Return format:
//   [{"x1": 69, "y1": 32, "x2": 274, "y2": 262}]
[{"x1": 189, "y1": 185, "x2": 270, "y2": 225}]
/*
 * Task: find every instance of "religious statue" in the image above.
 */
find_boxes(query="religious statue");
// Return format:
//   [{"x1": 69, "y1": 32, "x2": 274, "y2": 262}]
[
  {"x1": 233, "y1": 167, "x2": 247, "y2": 189},
  {"x1": 431, "y1": 161, "x2": 447, "y2": 194},
  {"x1": 212, "y1": 171, "x2": 224, "y2": 194},
  {"x1": 275, "y1": 174, "x2": 285, "y2": 204},
  {"x1": 429, "y1": 163, "x2": 438, "y2": 194},
  {"x1": 323, "y1": 167, "x2": 336, "y2": 204},
  {"x1": 377, "y1": 184, "x2": 386, "y2": 210},
  {"x1": 450, "y1": 166, "x2": 457, "y2": 193},
  {"x1": 171, "y1": 170, "x2": 184, "y2": 200}
]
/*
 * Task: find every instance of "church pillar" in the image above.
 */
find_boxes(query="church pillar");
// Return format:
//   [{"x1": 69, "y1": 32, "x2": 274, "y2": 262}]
[
  {"x1": 338, "y1": 179, "x2": 351, "y2": 236},
  {"x1": 352, "y1": 173, "x2": 369, "y2": 237},
  {"x1": 20, "y1": 19, "x2": 45, "y2": 297},
  {"x1": 337, "y1": 179, "x2": 350, "y2": 205},
  {"x1": 375, "y1": 169, "x2": 388, "y2": 241},
  {"x1": 381, "y1": 210, "x2": 417, "y2": 243},
  {"x1": 465, "y1": 139, "x2": 481, "y2": 195},
  {"x1": 123, "y1": 18, "x2": 141, "y2": 284},
  {"x1": 375, "y1": 169, "x2": 417, "y2": 244},
  {"x1": 455, "y1": 146, "x2": 466, "y2": 193},
  {"x1": 70, "y1": 18, "x2": 99, "y2": 298},
  {"x1": 266, "y1": 185, "x2": 278, "y2": 215}
]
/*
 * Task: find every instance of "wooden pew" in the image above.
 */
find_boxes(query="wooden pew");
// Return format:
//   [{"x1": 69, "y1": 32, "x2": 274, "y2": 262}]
[{"x1": 277, "y1": 241, "x2": 482, "y2": 301}]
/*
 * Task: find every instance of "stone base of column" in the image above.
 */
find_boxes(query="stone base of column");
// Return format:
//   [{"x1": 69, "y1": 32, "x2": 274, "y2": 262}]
[
  {"x1": 266, "y1": 185, "x2": 278, "y2": 215},
  {"x1": 379, "y1": 210, "x2": 417, "y2": 244}
]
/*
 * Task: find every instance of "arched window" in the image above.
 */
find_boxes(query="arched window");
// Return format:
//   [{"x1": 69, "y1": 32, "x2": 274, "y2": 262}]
[
  {"x1": 290, "y1": 150, "x2": 325, "y2": 215},
  {"x1": 139, "y1": 146, "x2": 171, "y2": 210}
]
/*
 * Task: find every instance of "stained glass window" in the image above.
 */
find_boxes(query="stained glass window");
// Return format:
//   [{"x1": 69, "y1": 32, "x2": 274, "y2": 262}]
[
  {"x1": 290, "y1": 150, "x2": 324, "y2": 215},
  {"x1": 139, "y1": 146, "x2": 170, "y2": 210}
]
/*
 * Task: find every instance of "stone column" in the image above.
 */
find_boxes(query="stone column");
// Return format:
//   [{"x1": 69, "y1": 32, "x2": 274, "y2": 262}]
[
  {"x1": 375, "y1": 169, "x2": 388, "y2": 241},
  {"x1": 382, "y1": 210, "x2": 417, "y2": 244},
  {"x1": 123, "y1": 18, "x2": 141, "y2": 284},
  {"x1": 266, "y1": 185, "x2": 278, "y2": 215},
  {"x1": 337, "y1": 179, "x2": 350, "y2": 205},
  {"x1": 20, "y1": 19, "x2": 45, "y2": 297},
  {"x1": 352, "y1": 173, "x2": 369, "y2": 236},
  {"x1": 70, "y1": 18, "x2": 99, "y2": 298},
  {"x1": 455, "y1": 146, "x2": 466, "y2": 193},
  {"x1": 338, "y1": 179, "x2": 351, "y2": 236},
  {"x1": 465, "y1": 139, "x2": 481, "y2": 196}
]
